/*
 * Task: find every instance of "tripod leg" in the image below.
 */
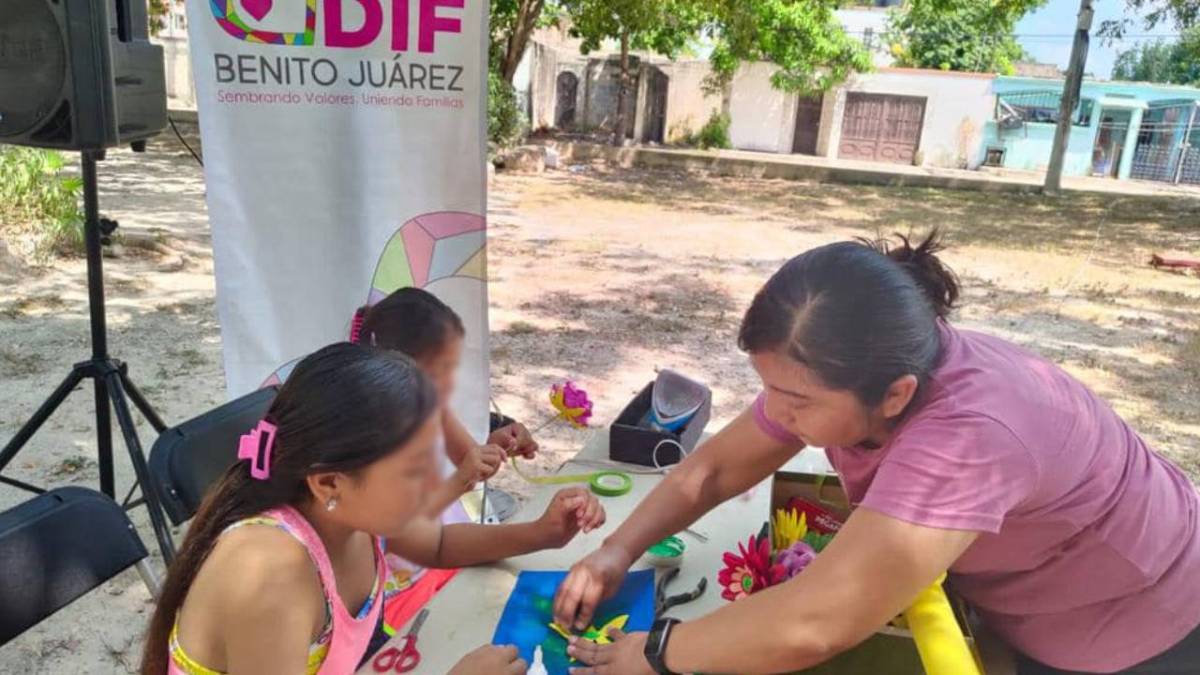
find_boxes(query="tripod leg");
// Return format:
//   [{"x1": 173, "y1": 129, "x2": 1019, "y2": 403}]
[
  {"x1": 119, "y1": 369, "x2": 167, "y2": 433},
  {"x1": 106, "y1": 373, "x2": 176, "y2": 563},
  {"x1": 96, "y1": 378, "x2": 115, "y2": 498},
  {"x1": 0, "y1": 368, "x2": 85, "y2": 476}
]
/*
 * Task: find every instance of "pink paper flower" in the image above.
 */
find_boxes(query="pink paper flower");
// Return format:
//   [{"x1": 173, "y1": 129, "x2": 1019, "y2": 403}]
[
  {"x1": 777, "y1": 541, "x2": 817, "y2": 579},
  {"x1": 549, "y1": 381, "x2": 593, "y2": 428},
  {"x1": 718, "y1": 534, "x2": 787, "y2": 601}
]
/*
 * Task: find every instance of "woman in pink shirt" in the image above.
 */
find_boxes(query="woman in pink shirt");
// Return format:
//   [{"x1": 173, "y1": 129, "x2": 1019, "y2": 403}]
[{"x1": 555, "y1": 232, "x2": 1200, "y2": 675}]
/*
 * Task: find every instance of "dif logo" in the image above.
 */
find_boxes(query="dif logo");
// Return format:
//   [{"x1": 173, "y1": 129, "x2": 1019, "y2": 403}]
[{"x1": 210, "y1": 0, "x2": 464, "y2": 51}]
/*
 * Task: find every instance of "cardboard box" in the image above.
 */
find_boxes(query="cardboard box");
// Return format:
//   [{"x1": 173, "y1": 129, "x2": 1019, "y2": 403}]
[{"x1": 771, "y1": 470, "x2": 987, "y2": 675}]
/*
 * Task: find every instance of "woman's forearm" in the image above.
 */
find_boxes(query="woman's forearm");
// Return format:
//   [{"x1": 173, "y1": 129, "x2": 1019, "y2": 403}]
[
  {"x1": 662, "y1": 581, "x2": 846, "y2": 674},
  {"x1": 605, "y1": 408, "x2": 798, "y2": 561}
]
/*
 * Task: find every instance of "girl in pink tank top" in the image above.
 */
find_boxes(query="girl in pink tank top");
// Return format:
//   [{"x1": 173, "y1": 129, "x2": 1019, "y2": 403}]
[{"x1": 141, "y1": 344, "x2": 528, "y2": 675}]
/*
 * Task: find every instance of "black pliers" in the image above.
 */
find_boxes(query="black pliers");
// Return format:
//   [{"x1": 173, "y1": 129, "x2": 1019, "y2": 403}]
[{"x1": 655, "y1": 567, "x2": 707, "y2": 617}]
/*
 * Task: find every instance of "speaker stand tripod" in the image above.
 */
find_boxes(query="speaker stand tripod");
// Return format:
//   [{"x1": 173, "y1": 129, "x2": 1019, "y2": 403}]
[{"x1": 0, "y1": 149, "x2": 177, "y2": 563}]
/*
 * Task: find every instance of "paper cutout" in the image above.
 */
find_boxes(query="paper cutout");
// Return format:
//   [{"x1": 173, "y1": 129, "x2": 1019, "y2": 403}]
[{"x1": 492, "y1": 570, "x2": 655, "y2": 675}]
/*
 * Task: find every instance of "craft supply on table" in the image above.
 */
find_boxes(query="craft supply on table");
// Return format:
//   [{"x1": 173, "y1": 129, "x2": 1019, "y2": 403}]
[
  {"x1": 643, "y1": 535, "x2": 686, "y2": 568},
  {"x1": 493, "y1": 570, "x2": 655, "y2": 675},
  {"x1": 654, "y1": 567, "x2": 707, "y2": 618},
  {"x1": 510, "y1": 457, "x2": 633, "y2": 497},
  {"x1": 648, "y1": 369, "x2": 710, "y2": 432},
  {"x1": 903, "y1": 574, "x2": 983, "y2": 675},
  {"x1": 527, "y1": 646, "x2": 549, "y2": 675},
  {"x1": 533, "y1": 381, "x2": 594, "y2": 432},
  {"x1": 610, "y1": 373, "x2": 711, "y2": 468},
  {"x1": 372, "y1": 608, "x2": 428, "y2": 673}
]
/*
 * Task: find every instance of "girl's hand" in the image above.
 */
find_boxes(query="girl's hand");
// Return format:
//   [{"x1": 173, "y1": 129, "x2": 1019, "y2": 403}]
[
  {"x1": 567, "y1": 629, "x2": 655, "y2": 675},
  {"x1": 489, "y1": 422, "x2": 539, "y2": 459},
  {"x1": 454, "y1": 444, "x2": 505, "y2": 488},
  {"x1": 449, "y1": 644, "x2": 527, "y2": 675},
  {"x1": 537, "y1": 487, "x2": 607, "y2": 548}
]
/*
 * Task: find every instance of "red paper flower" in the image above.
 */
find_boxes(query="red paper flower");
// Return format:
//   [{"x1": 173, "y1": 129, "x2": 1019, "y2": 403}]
[{"x1": 718, "y1": 534, "x2": 787, "y2": 601}]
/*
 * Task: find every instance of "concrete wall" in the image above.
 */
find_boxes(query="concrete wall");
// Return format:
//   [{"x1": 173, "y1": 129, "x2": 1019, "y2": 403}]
[
  {"x1": 732, "y1": 66, "x2": 996, "y2": 168},
  {"x1": 659, "y1": 61, "x2": 723, "y2": 144},
  {"x1": 583, "y1": 58, "x2": 638, "y2": 131},
  {"x1": 729, "y1": 62, "x2": 800, "y2": 153},
  {"x1": 529, "y1": 41, "x2": 561, "y2": 130},
  {"x1": 156, "y1": 36, "x2": 196, "y2": 109},
  {"x1": 822, "y1": 69, "x2": 996, "y2": 168}
]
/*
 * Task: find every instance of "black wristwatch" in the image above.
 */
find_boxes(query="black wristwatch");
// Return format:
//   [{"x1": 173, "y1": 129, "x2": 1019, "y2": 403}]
[{"x1": 644, "y1": 617, "x2": 681, "y2": 675}]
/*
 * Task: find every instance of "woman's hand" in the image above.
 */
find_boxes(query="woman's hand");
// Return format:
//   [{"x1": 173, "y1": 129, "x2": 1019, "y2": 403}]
[
  {"x1": 489, "y1": 422, "x2": 539, "y2": 459},
  {"x1": 449, "y1": 644, "x2": 527, "y2": 675},
  {"x1": 567, "y1": 629, "x2": 654, "y2": 675},
  {"x1": 553, "y1": 544, "x2": 634, "y2": 631},
  {"x1": 453, "y1": 444, "x2": 505, "y2": 487},
  {"x1": 537, "y1": 487, "x2": 606, "y2": 548}
]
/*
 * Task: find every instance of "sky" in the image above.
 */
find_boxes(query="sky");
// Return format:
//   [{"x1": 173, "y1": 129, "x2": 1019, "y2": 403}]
[{"x1": 1016, "y1": 0, "x2": 1181, "y2": 79}]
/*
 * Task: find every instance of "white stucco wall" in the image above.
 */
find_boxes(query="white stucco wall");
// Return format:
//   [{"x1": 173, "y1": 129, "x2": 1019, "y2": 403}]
[
  {"x1": 728, "y1": 63, "x2": 799, "y2": 153},
  {"x1": 822, "y1": 69, "x2": 997, "y2": 168}
]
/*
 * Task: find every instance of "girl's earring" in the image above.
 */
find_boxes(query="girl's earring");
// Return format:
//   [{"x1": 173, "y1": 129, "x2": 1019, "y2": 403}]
[{"x1": 326, "y1": 497, "x2": 339, "y2": 512}]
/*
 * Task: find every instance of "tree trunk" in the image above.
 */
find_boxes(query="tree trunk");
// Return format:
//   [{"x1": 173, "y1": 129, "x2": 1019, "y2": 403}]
[
  {"x1": 501, "y1": 0, "x2": 545, "y2": 83},
  {"x1": 613, "y1": 30, "x2": 630, "y2": 146}
]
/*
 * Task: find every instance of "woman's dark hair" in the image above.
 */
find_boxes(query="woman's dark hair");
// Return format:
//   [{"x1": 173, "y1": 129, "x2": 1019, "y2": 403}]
[
  {"x1": 738, "y1": 230, "x2": 959, "y2": 406},
  {"x1": 355, "y1": 287, "x2": 465, "y2": 360},
  {"x1": 141, "y1": 343, "x2": 437, "y2": 674}
]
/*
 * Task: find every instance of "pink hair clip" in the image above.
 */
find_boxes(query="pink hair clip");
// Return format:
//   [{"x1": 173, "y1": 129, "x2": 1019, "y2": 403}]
[
  {"x1": 349, "y1": 308, "x2": 366, "y2": 345},
  {"x1": 238, "y1": 420, "x2": 277, "y2": 480}
]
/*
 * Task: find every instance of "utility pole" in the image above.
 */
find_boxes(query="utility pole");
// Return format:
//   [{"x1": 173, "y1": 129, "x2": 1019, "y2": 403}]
[{"x1": 1044, "y1": 0, "x2": 1094, "y2": 195}]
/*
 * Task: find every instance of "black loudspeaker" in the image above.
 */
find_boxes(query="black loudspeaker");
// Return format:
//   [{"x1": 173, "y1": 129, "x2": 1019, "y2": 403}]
[{"x1": 0, "y1": 0, "x2": 167, "y2": 150}]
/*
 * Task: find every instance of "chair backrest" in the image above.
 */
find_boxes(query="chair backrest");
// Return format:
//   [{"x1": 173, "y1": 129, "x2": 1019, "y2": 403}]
[
  {"x1": 0, "y1": 487, "x2": 149, "y2": 645},
  {"x1": 148, "y1": 386, "x2": 277, "y2": 526}
]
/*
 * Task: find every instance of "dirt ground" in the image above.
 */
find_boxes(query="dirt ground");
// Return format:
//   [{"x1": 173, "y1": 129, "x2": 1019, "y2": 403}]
[{"x1": 1, "y1": 137, "x2": 1198, "y2": 672}]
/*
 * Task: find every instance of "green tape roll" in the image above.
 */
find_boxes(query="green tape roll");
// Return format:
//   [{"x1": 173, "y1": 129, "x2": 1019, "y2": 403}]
[{"x1": 588, "y1": 471, "x2": 633, "y2": 497}]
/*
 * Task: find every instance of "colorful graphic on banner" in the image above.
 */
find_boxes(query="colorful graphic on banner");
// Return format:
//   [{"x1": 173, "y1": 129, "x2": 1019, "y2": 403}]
[{"x1": 186, "y1": 0, "x2": 490, "y2": 438}]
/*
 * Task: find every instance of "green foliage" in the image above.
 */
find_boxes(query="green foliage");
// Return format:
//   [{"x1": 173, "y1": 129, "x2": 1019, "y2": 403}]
[
  {"x1": 1112, "y1": 27, "x2": 1200, "y2": 85},
  {"x1": 490, "y1": 0, "x2": 562, "y2": 81},
  {"x1": 693, "y1": 110, "x2": 732, "y2": 149},
  {"x1": 488, "y1": 70, "x2": 526, "y2": 149},
  {"x1": 0, "y1": 146, "x2": 85, "y2": 257},
  {"x1": 563, "y1": 0, "x2": 707, "y2": 60},
  {"x1": 1101, "y1": 1, "x2": 1200, "y2": 39},
  {"x1": 148, "y1": 0, "x2": 170, "y2": 36},
  {"x1": 885, "y1": 0, "x2": 1044, "y2": 75},
  {"x1": 705, "y1": 0, "x2": 873, "y2": 94}
]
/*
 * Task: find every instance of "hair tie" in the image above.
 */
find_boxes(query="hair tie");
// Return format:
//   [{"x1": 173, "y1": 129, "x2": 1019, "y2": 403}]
[
  {"x1": 238, "y1": 420, "x2": 277, "y2": 480},
  {"x1": 349, "y1": 308, "x2": 366, "y2": 345}
]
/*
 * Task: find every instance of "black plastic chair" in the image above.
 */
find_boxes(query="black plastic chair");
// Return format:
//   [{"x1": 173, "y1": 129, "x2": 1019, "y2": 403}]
[
  {"x1": 148, "y1": 386, "x2": 277, "y2": 528},
  {"x1": 0, "y1": 487, "x2": 158, "y2": 645}
]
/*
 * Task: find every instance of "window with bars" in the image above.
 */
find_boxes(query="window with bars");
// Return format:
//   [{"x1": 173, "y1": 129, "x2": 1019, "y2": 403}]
[{"x1": 995, "y1": 90, "x2": 1094, "y2": 127}]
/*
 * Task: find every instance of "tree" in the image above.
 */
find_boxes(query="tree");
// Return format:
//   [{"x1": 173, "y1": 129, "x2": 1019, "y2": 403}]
[
  {"x1": 148, "y1": 0, "x2": 171, "y2": 36},
  {"x1": 1111, "y1": 28, "x2": 1200, "y2": 84},
  {"x1": 1102, "y1": 0, "x2": 1200, "y2": 38},
  {"x1": 491, "y1": 0, "x2": 561, "y2": 83},
  {"x1": 885, "y1": 0, "x2": 1045, "y2": 74},
  {"x1": 562, "y1": 0, "x2": 706, "y2": 145},
  {"x1": 704, "y1": 0, "x2": 873, "y2": 95}
]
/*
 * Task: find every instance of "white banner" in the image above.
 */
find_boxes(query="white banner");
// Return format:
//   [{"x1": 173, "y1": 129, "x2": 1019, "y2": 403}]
[{"x1": 186, "y1": 0, "x2": 490, "y2": 438}]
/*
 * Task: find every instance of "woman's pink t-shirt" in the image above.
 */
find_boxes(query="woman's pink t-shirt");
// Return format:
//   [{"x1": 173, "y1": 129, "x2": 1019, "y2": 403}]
[{"x1": 754, "y1": 323, "x2": 1200, "y2": 672}]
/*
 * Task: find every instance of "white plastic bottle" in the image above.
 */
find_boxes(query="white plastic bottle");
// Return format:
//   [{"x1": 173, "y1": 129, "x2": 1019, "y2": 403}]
[{"x1": 527, "y1": 646, "x2": 549, "y2": 675}]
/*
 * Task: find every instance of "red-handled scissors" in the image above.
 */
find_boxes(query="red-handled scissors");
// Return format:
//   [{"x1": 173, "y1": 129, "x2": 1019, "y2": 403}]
[{"x1": 372, "y1": 609, "x2": 429, "y2": 673}]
